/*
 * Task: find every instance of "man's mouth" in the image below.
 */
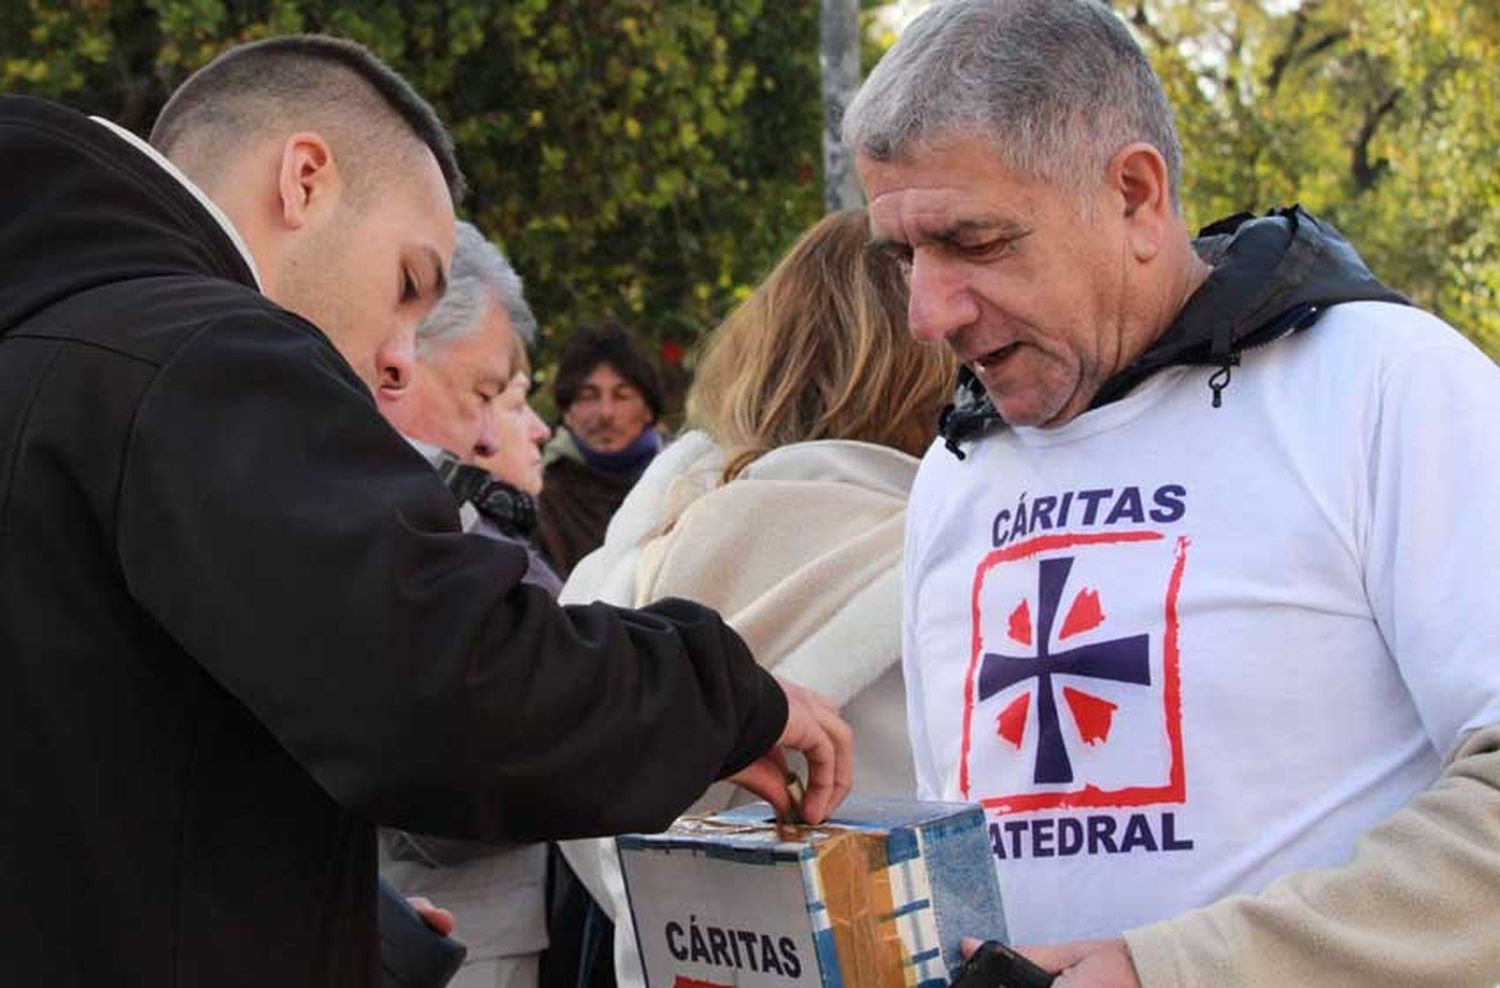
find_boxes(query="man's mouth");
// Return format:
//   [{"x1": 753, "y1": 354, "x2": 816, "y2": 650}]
[{"x1": 972, "y1": 342, "x2": 1022, "y2": 372}]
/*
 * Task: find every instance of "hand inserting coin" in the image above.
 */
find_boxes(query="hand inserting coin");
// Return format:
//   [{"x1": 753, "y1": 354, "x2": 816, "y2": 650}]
[{"x1": 779, "y1": 770, "x2": 807, "y2": 826}]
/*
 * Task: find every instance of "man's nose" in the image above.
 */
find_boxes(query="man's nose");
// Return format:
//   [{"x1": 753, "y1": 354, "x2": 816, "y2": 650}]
[
  {"x1": 376, "y1": 332, "x2": 418, "y2": 397},
  {"x1": 907, "y1": 253, "x2": 979, "y2": 344},
  {"x1": 527, "y1": 408, "x2": 551, "y2": 445},
  {"x1": 472, "y1": 414, "x2": 500, "y2": 460}
]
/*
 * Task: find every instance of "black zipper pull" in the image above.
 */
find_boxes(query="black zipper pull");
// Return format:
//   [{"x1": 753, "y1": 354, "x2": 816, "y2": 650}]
[{"x1": 1208, "y1": 359, "x2": 1237, "y2": 408}]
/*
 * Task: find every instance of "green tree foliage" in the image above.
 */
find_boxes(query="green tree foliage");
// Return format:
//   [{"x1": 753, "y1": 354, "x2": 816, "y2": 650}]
[
  {"x1": 1, "y1": 0, "x2": 824, "y2": 377},
  {"x1": 6, "y1": 2, "x2": 1496, "y2": 360},
  {"x1": 1111, "y1": 0, "x2": 1500, "y2": 355}
]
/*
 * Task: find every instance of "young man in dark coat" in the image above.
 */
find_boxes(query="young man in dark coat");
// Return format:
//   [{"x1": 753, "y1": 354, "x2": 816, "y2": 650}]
[{"x1": 0, "y1": 36, "x2": 850, "y2": 987}]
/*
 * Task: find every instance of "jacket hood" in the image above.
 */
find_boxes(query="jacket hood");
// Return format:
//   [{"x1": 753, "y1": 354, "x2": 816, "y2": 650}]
[
  {"x1": 939, "y1": 205, "x2": 1408, "y2": 457},
  {"x1": 0, "y1": 95, "x2": 255, "y2": 335}
]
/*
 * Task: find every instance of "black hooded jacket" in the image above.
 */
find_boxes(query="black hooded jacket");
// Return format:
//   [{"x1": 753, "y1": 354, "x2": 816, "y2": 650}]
[
  {"x1": 0, "y1": 96, "x2": 785, "y2": 986},
  {"x1": 938, "y1": 206, "x2": 1409, "y2": 457}
]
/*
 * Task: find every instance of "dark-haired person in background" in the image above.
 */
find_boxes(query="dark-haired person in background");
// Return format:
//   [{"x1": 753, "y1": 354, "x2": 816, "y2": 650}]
[
  {"x1": 0, "y1": 34, "x2": 851, "y2": 987},
  {"x1": 536, "y1": 324, "x2": 666, "y2": 576}
]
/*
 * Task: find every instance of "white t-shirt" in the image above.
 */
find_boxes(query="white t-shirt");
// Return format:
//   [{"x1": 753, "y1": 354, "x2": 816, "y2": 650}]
[{"x1": 902, "y1": 301, "x2": 1500, "y2": 944}]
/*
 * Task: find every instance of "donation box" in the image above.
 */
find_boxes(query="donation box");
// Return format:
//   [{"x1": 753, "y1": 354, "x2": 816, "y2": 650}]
[{"x1": 617, "y1": 798, "x2": 1008, "y2": 988}]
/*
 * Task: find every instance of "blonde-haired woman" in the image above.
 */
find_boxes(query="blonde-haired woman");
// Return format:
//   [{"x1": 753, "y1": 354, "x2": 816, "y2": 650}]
[{"x1": 558, "y1": 208, "x2": 957, "y2": 988}]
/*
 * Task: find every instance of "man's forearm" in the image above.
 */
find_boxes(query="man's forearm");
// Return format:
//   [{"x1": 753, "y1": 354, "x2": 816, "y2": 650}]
[{"x1": 1125, "y1": 723, "x2": 1500, "y2": 988}]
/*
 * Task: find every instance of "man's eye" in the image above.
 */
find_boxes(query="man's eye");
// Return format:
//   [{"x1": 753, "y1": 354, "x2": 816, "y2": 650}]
[
  {"x1": 401, "y1": 270, "x2": 419, "y2": 303},
  {"x1": 960, "y1": 240, "x2": 1004, "y2": 258},
  {"x1": 960, "y1": 233, "x2": 1026, "y2": 260}
]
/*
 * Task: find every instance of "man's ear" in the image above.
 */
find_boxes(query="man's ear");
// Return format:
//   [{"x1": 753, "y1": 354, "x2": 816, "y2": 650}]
[
  {"x1": 1109, "y1": 142, "x2": 1173, "y2": 263},
  {"x1": 276, "y1": 132, "x2": 342, "y2": 231}
]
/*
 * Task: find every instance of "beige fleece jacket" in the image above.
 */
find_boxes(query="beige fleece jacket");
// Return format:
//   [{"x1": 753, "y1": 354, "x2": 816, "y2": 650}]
[
  {"x1": 1126, "y1": 723, "x2": 1500, "y2": 987},
  {"x1": 558, "y1": 432, "x2": 922, "y2": 988}
]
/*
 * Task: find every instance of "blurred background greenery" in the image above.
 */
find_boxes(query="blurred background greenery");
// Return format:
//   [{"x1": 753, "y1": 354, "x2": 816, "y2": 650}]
[{"x1": 4, "y1": 0, "x2": 1496, "y2": 406}]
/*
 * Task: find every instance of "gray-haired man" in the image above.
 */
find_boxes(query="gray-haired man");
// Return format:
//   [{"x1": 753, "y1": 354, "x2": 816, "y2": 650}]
[
  {"x1": 848, "y1": 1, "x2": 1500, "y2": 986},
  {"x1": 377, "y1": 220, "x2": 554, "y2": 987},
  {"x1": 379, "y1": 222, "x2": 538, "y2": 467}
]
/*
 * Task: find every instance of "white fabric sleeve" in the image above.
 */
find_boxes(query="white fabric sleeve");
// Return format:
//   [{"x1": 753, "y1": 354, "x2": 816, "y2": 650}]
[{"x1": 1361, "y1": 334, "x2": 1500, "y2": 757}]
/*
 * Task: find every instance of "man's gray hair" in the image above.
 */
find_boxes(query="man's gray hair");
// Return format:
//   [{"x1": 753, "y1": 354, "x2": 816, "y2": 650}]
[
  {"x1": 417, "y1": 221, "x2": 537, "y2": 354},
  {"x1": 843, "y1": 0, "x2": 1182, "y2": 210}
]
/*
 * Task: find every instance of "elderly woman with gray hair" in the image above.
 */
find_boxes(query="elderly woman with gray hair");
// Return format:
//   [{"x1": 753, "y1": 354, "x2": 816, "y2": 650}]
[{"x1": 378, "y1": 221, "x2": 557, "y2": 988}]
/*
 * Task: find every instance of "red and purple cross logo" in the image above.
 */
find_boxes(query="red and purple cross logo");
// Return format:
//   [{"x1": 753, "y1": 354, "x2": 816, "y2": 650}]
[
  {"x1": 961, "y1": 531, "x2": 1190, "y2": 814},
  {"x1": 978, "y1": 554, "x2": 1151, "y2": 785}
]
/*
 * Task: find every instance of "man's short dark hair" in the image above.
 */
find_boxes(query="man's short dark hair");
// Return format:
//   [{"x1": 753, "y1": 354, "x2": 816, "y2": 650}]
[
  {"x1": 150, "y1": 34, "x2": 466, "y2": 203},
  {"x1": 554, "y1": 323, "x2": 664, "y2": 420}
]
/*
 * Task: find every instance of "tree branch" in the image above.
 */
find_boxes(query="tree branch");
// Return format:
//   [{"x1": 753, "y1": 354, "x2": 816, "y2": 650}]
[
  {"x1": 1351, "y1": 87, "x2": 1403, "y2": 192},
  {"x1": 1300, "y1": 30, "x2": 1349, "y2": 62},
  {"x1": 1128, "y1": 1, "x2": 1172, "y2": 50},
  {"x1": 1265, "y1": 1, "x2": 1349, "y2": 96},
  {"x1": 1265, "y1": 6, "x2": 1311, "y2": 95}
]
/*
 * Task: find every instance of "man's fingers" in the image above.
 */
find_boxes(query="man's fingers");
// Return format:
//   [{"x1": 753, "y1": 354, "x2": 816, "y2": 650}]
[
  {"x1": 1015, "y1": 944, "x2": 1071, "y2": 974},
  {"x1": 820, "y1": 698, "x2": 855, "y2": 803},
  {"x1": 730, "y1": 678, "x2": 854, "y2": 825},
  {"x1": 810, "y1": 689, "x2": 842, "y2": 715},
  {"x1": 777, "y1": 679, "x2": 853, "y2": 824},
  {"x1": 1014, "y1": 941, "x2": 1101, "y2": 973},
  {"x1": 726, "y1": 755, "x2": 792, "y2": 818},
  {"x1": 406, "y1": 896, "x2": 456, "y2": 937},
  {"x1": 801, "y1": 699, "x2": 853, "y2": 822},
  {"x1": 959, "y1": 938, "x2": 1135, "y2": 987},
  {"x1": 791, "y1": 683, "x2": 835, "y2": 822},
  {"x1": 798, "y1": 725, "x2": 837, "y2": 823},
  {"x1": 959, "y1": 938, "x2": 1082, "y2": 973}
]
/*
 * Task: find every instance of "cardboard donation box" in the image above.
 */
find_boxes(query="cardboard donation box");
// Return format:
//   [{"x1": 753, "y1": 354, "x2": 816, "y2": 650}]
[{"x1": 617, "y1": 798, "x2": 1007, "y2": 988}]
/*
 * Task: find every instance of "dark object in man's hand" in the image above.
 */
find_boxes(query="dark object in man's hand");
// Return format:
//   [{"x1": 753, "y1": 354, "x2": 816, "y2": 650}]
[
  {"x1": 377, "y1": 877, "x2": 467, "y2": 988},
  {"x1": 950, "y1": 940, "x2": 1056, "y2": 988}
]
